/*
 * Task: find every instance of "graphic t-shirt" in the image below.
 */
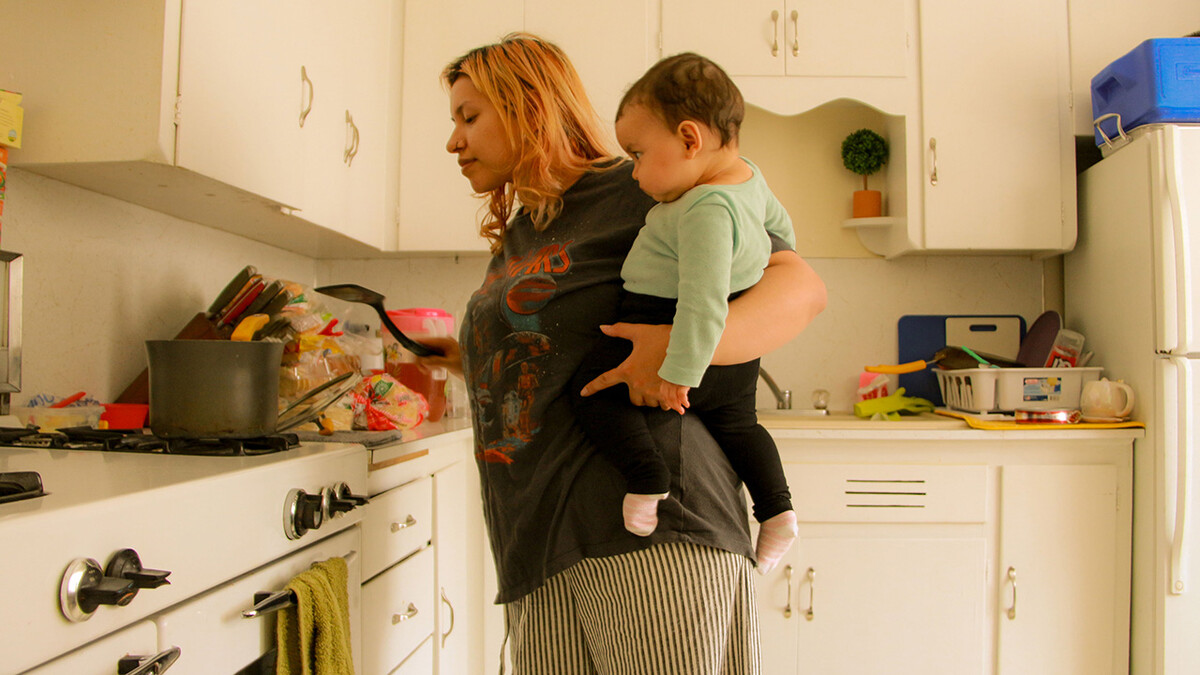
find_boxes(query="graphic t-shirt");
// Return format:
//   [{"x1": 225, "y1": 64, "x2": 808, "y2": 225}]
[{"x1": 460, "y1": 162, "x2": 756, "y2": 603}]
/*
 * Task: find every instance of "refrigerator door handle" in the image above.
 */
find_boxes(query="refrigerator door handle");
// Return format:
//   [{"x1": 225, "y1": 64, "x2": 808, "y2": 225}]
[
  {"x1": 1172, "y1": 357, "x2": 1194, "y2": 594},
  {"x1": 1166, "y1": 127, "x2": 1195, "y2": 353}
]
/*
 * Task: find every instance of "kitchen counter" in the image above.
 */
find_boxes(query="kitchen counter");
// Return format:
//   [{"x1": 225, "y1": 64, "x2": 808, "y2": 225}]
[{"x1": 759, "y1": 409, "x2": 1145, "y2": 442}]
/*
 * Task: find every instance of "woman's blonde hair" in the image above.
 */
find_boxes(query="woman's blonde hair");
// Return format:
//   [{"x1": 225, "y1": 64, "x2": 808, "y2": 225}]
[{"x1": 443, "y1": 33, "x2": 616, "y2": 254}]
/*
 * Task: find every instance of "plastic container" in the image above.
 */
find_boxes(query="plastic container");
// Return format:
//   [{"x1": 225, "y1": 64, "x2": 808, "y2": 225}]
[
  {"x1": 383, "y1": 308, "x2": 454, "y2": 422},
  {"x1": 100, "y1": 403, "x2": 149, "y2": 430},
  {"x1": 935, "y1": 366, "x2": 1103, "y2": 414},
  {"x1": 1091, "y1": 38, "x2": 1200, "y2": 146},
  {"x1": 12, "y1": 405, "x2": 105, "y2": 431}
]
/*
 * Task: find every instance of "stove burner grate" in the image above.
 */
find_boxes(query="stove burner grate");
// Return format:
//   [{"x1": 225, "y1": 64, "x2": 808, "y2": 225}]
[{"x1": 0, "y1": 427, "x2": 300, "y2": 456}]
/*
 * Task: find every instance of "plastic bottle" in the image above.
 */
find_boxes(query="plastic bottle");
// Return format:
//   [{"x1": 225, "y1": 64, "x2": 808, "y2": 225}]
[{"x1": 383, "y1": 308, "x2": 454, "y2": 421}]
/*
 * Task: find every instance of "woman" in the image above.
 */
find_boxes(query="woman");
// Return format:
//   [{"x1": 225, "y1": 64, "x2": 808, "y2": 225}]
[{"x1": 423, "y1": 33, "x2": 826, "y2": 673}]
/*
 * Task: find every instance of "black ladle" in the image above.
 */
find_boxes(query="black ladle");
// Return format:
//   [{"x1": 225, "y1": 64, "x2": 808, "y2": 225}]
[{"x1": 314, "y1": 283, "x2": 442, "y2": 357}]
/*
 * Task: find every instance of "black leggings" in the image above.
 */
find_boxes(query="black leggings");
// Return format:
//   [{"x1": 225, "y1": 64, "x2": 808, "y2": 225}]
[{"x1": 569, "y1": 292, "x2": 792, "y2": 522}]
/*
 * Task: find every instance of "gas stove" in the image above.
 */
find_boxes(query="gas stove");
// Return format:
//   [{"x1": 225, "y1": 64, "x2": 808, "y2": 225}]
[
  {"x1": 0, "y1": 426, "x2": 300, "y2": 457},
  {"x1": 0, "y1": 437, "x2": 369, "y2": 673}
]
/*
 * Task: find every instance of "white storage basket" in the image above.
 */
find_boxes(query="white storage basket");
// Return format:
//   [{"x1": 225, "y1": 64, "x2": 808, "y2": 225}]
[{"x1": 935, "y1": 367, "x2": 1103, "y2": 414}]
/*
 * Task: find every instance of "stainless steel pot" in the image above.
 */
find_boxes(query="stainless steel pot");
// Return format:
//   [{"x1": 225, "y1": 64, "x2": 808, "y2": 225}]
[{"x1": 146, "y1": 340, "x2": 285, "y2": 438}]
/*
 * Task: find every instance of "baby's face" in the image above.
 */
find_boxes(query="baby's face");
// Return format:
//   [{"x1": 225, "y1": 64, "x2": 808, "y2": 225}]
[{"x1": 615, "y1": 104, "x2": 694, "y2": 203}]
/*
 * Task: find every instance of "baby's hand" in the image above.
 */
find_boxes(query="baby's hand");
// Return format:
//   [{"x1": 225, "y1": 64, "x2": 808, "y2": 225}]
[{"x1": 658, "y1": 382, "x2": 690, "y2": 415}]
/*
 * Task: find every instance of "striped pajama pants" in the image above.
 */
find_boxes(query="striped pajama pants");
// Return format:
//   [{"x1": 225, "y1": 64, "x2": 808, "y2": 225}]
[{"x1": 501, "y1": 542, "x2": 761, "y2": 675}]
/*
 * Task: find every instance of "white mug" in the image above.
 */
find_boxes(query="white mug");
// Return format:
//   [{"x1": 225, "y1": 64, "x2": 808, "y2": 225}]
[{"x1": 1080, "y1": 378, "x2": 1135, "y2": 421}]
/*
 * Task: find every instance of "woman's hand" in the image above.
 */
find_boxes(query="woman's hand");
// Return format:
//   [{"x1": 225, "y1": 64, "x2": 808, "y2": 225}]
[
  {"x1": 414, "y1": 337, "x2": 465, "y2": 378},
  {"x1": 579, "y1": 323, "x2": 672, "y2": 406}
]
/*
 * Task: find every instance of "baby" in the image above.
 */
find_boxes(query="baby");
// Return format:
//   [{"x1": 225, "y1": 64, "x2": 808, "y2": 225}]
[{"x1": 571, "y1": 53, "x2": 798, "y2": 573}]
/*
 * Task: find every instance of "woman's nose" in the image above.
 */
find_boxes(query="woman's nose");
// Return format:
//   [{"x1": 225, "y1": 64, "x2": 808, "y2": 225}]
[{"x1": 446, "y1": 130, "x2": 462, "y2": 154}]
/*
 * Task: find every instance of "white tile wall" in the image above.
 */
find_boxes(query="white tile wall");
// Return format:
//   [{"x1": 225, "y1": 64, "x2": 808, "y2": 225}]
[{"x1": 5, "y1": 168, "x2": 1048, "y2": 412}]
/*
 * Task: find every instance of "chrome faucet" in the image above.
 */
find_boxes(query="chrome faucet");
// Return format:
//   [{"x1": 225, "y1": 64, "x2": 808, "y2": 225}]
[{"x1": 758, "y1": 367, "x2": 792, "y2": 409}]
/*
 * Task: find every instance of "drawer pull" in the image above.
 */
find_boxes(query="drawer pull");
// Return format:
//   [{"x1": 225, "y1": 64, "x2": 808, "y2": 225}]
[
  {"x1": 804, "y1": 567, "x2": 816, "y2": 621},
  {"x1": 790, "y1": 10, "x2": 800, "y2": 57},
  {"x1": 1006, "y1": 566, "x2": 1018, "y2": 620},
  {"x1": 783, "y1": 564, "x2": 793, "y2": 618},
  {"x1": 117, "y1": 646, "x2": 181, "y2": 675},
  {"x1": 392, "y1": 603, "x2": 419, "y2": 625},
  {"x1": 391, "y1": 515, "x2": 418, "y2": 533},
  {"x1": 299, "y1": 66, "x2": 313, "y2": 128}
]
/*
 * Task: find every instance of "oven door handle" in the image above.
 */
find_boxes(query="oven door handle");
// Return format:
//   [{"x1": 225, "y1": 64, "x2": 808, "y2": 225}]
[
  {"x1": 118, "y1": 646, "x2": 181, "y2": 675},
  {"x1": 242, "y1": 550, "x2": 358, "y2": 618}
]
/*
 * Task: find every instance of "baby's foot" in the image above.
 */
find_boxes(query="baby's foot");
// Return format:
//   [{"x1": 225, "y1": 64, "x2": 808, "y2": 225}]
[
  {"x1": 755, "y1": 510, "x2": 799, "y2": 574},
  {"x1": 623, "y1": 492, "x2": 668, "y2": 536}
]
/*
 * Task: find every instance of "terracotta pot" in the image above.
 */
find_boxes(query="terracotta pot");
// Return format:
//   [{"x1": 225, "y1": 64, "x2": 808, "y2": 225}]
[{"x1": 852, "y1": 190, "x2": 882, "y2": 218}]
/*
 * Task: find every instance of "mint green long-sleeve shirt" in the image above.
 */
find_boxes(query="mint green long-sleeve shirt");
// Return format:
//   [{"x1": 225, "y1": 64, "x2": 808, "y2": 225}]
[{"x1": 620, "y1": 159, "x2": 796, "y2": 387}]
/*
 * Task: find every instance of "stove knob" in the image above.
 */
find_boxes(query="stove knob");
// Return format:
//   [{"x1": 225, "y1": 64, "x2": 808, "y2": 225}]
[
  {"x1": 59, "y1": 558, "x2": 138, "y2": 622},
  {"x1": 284, "y1": 488, "x2": 326, "y2": 540},
  {"x1": 327, "y1": 481, "x2": 370, "y2": 518},
  {"x1": 105, "y1": 548, "x2": 171, "y2": 604}
]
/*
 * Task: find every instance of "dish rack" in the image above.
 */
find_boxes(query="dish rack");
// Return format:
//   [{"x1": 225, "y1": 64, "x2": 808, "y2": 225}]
[{"x1": 935, "y1": 367, "x2": 1103, "y2": 414}]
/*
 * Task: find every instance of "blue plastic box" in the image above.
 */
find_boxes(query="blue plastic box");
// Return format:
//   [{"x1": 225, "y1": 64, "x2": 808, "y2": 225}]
[{"x1": 1091, "y1": 38, "x2": 1200, "y2": 146}]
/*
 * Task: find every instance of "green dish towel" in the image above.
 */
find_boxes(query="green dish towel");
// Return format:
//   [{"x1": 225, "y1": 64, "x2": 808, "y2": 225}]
[{"x1": 276, "y1": 556, "x2": 354, "y2": 675}]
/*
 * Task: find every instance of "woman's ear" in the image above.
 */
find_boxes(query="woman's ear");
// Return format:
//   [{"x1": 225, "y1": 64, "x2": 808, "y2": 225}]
[{"x1": 676, "y1": 120, "x2": 704, "y2": 158}]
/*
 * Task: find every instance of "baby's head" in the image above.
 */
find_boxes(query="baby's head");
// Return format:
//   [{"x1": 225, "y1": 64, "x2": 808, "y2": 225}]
[
  {"x1": 615, "y1": 54, "x2": 745, "y2": 202},
  {"x1": 616, "y1": 53, "x2": 744, "y2": 149}
]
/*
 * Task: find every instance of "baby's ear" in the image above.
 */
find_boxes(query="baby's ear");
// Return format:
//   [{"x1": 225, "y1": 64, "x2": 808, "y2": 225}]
[{"x1": 677, "y1": 120, "x2": 704, "y2": 156}]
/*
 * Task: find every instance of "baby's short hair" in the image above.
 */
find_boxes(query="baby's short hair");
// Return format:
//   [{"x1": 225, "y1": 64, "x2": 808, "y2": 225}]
[{"x1": 618, "y1": 53, "x2": 744, "y2": 147}]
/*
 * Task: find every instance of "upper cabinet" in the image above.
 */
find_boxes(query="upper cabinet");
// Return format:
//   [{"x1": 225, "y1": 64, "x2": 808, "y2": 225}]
[
  {"x1": 664, "y1": 0, "x2": 1076, "y2": 258},
  {"x1": 395, "y1": 0, "x2": 656, "y2": 253},
  {"x1": 0, "y1": 0, "x2": 400, "y2": 257}
]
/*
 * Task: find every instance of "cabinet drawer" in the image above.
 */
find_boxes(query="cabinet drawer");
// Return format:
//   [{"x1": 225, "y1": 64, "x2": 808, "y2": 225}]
[
  {"x1": 789, "y1": 464, "x2": 987, "y2": 523},
  {"x1": 361, "y1": 547, "x2": 435, "y2": 675},
  {"x1": 363, "y1": 477, "x2": 433, "y2": 580}
]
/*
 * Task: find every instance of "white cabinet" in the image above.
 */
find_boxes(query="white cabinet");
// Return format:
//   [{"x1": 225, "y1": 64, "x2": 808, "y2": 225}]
[
  {"x1": 852, "y1": 0, "x2": 1075, "y2": 257},
  {"x1": 913, "y1": 0, "x2": 1075, "y2": 254},
  {"x1": 362, "y1": 427, "x2": 491, "y2": 674},
  {"x1": 1, "y1": 0, "x2": 400, "y2": 257},
  {"x1": 760, "y1": 430, "x2": 1134, "y2": 675},
  {"x1": 662, "y1": 0, "x2": 907, "y2": 79},
  {"x1": 434, "y1": 459, "x2": 487, "y2": 675},
  {"x1": 395, "y1": 0, "x2": 655, "y2": 252},
  {"x1": 997, "y1": 464, "x2": 1123, "y2": 674},
  {"x1": 758, "y1": 463, "x2": 988, "y2": 675}
]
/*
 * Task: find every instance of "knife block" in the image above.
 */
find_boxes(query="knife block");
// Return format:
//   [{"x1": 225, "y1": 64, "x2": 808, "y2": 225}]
[{"x1": 115, "y1": 313, "x2": 230, "y2": 404}]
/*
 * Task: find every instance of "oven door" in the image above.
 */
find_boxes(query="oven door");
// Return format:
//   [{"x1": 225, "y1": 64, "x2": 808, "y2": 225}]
[
  {"x1": 23, "y1": 621, "x2": 161, "y2": 675},
  {"x1": 155, "y1": 527, "x2": 362, "y2": 674}
]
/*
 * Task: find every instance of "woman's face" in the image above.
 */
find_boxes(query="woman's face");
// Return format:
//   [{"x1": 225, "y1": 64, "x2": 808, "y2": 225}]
[{"x1": 446, "y1": 76, "x2": 515, "y2": 194}]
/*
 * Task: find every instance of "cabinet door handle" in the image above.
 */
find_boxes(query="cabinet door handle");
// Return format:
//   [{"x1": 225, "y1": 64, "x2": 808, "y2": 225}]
[
  {"x1": 1005, "y1": 566, "x2": 1018, "y2": 620},
  {"x1": 790, "y1": 10, "x2": 800, "y2": 57},
  {"x1": 783, "y1": 564, "x2": 793, "y2": 618},
  {"x1": 344, "y1": 110, "x2": 360, "y2": 167},
  {"x1": 928, "y1": 137, "x2": 939, "y2": 186},
  {"x1": 770, "y1": 10, "x2": 780, "y2": 57},
  {"x1": 392, "y1": 602, "x2": 419, "y2": 625},
  {"x1": 440, "y1": 586, "x2": 456, "y2": 646},
  {"x1": 390, "y1": 515, "x2": 417, "y2": 533},
  {"x1": 299, "y1": 66, "x2": 314, "y2": 128},
  {"x1": 804, "y1": 567, "x2": 815, "y2": 621}
]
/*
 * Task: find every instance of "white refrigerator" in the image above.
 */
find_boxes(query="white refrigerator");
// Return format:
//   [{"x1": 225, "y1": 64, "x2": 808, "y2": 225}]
[{"x1": 1065, "y1": 123, "x2": 1200, "y2": 675}]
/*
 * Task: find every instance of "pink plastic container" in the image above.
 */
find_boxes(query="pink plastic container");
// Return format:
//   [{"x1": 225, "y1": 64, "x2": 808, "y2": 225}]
[{"x1": 383, "y1": 308, "x2": 455, "y2": 421}]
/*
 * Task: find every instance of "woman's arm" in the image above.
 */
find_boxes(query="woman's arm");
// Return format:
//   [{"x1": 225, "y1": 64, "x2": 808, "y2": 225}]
[
  {"x1": 580, "y1": 250, "x2": 826, "y2": 405},
  {"x1": 711, "y1": 249, "x2": 826, "y2": 365}
]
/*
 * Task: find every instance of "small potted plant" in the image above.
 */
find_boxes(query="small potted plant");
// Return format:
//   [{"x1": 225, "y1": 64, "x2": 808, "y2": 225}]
[{"x1": 841, "y1": 128, "x2": 889, "y2": 218}]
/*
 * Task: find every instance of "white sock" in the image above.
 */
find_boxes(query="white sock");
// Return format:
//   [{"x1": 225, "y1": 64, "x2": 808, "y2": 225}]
[
  {"x1": 623, "y1": 492, "x2": 668, "y2": 537},
  {"x1": 756, "y1": 510, "x2": 799, "y2": 575}
]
